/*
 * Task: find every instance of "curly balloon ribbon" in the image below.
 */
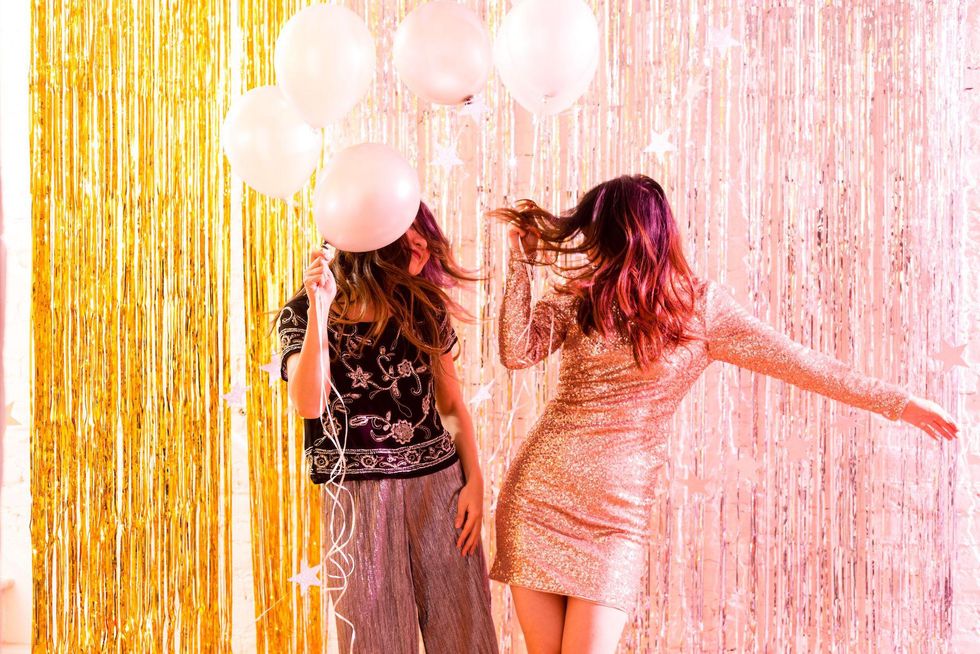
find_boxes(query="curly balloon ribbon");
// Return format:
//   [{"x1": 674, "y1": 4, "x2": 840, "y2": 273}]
[{"x1": 313, "y1": 246, "x2": 357, "y2": 652}]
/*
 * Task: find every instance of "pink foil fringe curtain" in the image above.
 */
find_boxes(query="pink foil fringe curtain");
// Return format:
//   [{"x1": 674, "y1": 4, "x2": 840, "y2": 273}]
[{"x1": 239, "y1": 1, "x2": 967, "y2": 651}]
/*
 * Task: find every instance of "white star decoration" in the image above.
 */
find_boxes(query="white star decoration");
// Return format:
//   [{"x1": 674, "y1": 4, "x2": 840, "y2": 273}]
[
  {"x1": 643, "y1": 129, "x2": 676, "y2": 161},
  {"x1": 728, "y1": 588, "x2": 749, "y2": 609},
  {"x1": 5, "y1": 402, "x2": 20, "y2": 427},
  {"x1": 457, "y1": 95, "x2": 489, "y2": 121},
  {"x1": 783, "y1": 434, "x2": 812, "y2": 462},
  {"x1": 432, "y1": 142, "x2": 463, "y2": 171},
  {"x1": 833, "y1": 413, "x2": 863, "y2": 431},
  {"x1": 468, "y1": 380, "x2": 494, "y2": 407},
  {"x1": 679, "y1": 475, "x2": 713, "y2": 496},
  {"x1": 222, "y1": 383, "x2": 248, "y2": 408},
  {"x1": 288, "y1": 559, "x2": 322, "y2": 596},
  {"x1": 732, "y1": 457, "x2": 762, "y2": 480},
  {"x1": 707, "y1": 26, "x2": 741, "y2": 55},
  {"x1": 932, "y1": 339, "x2": 969, "y2": 374},
  {"x1": 259, "y1": 353, "x2": 282, "y2": 387},
  {"x1": 683, "y1": 76, "x2": 706, "y2": 104}
]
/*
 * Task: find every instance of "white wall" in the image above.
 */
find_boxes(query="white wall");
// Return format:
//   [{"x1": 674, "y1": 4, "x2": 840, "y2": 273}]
[{"x1": 0, "y1": 0, "x2": 34, "y2": 647}]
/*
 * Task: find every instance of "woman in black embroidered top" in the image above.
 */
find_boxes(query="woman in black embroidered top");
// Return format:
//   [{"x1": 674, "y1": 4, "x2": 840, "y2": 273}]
[{"x1": 277, "y1": 202, "x2": 498, "y2": 654}]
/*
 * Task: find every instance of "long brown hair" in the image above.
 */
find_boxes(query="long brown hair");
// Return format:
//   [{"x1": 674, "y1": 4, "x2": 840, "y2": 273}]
[
  {"x1": 279, "y1": 201, "x2": 479, "y2": 359},
  {"x1": 492, "y1": 174, "x2": 699, "y2": 368}
]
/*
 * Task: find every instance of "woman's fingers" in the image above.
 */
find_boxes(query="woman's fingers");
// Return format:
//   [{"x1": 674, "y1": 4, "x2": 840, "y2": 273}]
[
  {"x1": 924, "y1": 405, "x2": 957, "y2": 440},
  {"x1": 936, "y1": 420, "x2": 956, "y2": 440},
  {"x1": 304, "y1": 259, "x2": 328, "y2": 293},
  {"x1": 906, "y1": 398, "x2": 958, "y2": 441},
  {"x1": 310, "y1": 245, "x2": 334, "y2": 266},
  {"x1": 940, "y1": 412, "x2": 958, "y2": 435},
  {"x1": 458, "y1": 512, "x2": 480, "y2": 555},
  {"x1": 455, "y1": 514, "x2": 467, "y2": 549},
  {"x1": 463, "y1": 527, "x2": 480, "y2": 556},
  {"x1": 455, "y1": 499, "x2": 465, "y2": 530},
  {"x1": 456, "y1": 508, "x2": 479, "y2": 552},
  {"x1": 922, "y1": 422, "x2": 943, "y2": 441}
]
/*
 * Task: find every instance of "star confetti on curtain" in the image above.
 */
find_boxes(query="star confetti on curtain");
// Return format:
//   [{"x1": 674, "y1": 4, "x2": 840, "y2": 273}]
[
  {"x1": 288, "y1": 560, "x2": 322, "y2": 596},
  {"x1": 733, "y1": 457, "x2": 763, "y2": 481},
  {"x1": 5, "y1": 402, "x2": 20, "y2": 427},
  {"x1": 642, "y1": 129, "x2": 676, "y2": 161},
  {"x1": 783, "y1": 434, "x2": 813, "y2": 462},
  {"x1": 679, "y1": 475, "x2": 714, "y2": 496},
  {"x1": 932, "y1": 339, "x2": 969, "y2": 373},
  {"x1": 222, "y1": 383, "x2": 248, "y2": 409},
  {"x1": 707, "y1": 26, "x2": 741, "y2": 55},
  {"x1": 682, "y1": 75, "x2": 706, "y2": 105},
  {"x1": 432, "y1": 142, "x2": 463, "y2": 171},
  {"x1": 833, "y1": 413, "x2": 864, "y2": 431},
  {"x1": 469, "y1": 380, "x2": 494, "y2": 406},
  {"x1": 458, "y1": 95, "x2": 489, "y2": 121},
  {"x1": 259, "y1": 353, "x2": 282, "y2": 387}
]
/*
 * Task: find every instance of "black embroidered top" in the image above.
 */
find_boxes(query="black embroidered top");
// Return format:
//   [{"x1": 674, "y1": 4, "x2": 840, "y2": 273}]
[{"x1": 278, "y1": 293, "x2": 459, "y2": 482}]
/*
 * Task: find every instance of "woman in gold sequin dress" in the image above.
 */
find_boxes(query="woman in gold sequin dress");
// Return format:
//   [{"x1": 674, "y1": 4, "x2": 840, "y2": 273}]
[{"x1": 488, "y1": 175, "x2": 958, "y2": 653}]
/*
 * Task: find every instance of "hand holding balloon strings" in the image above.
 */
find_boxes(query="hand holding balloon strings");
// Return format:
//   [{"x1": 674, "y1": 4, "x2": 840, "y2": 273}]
[{"x1": 307, "y1": 242, "x2": 358, "y2": 645}]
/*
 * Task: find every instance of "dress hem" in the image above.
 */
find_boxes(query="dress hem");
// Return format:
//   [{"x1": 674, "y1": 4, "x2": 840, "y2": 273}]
[{"x1": 489, "y1": 572, "x2": 630, "y2": 614}]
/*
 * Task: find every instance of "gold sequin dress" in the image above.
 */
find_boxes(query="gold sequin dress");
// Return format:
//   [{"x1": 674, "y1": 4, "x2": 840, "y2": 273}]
[{"x1": 489, "y1": 253, "x2": 911, "y2": 612}]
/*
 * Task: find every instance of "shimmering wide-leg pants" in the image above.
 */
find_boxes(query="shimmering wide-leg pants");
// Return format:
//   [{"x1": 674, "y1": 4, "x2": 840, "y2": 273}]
[{"x1": 322, "y1": 460, "x2": 498, "y2": 654}]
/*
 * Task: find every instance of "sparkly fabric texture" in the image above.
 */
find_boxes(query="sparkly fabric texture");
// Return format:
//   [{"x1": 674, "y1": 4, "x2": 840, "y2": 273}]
[
  {"x1": 490, "y1": 253, "x2": 912, "y2": 612},
  {"x1": 327, "y1": 461, "x2": 498, "y2": 654}
]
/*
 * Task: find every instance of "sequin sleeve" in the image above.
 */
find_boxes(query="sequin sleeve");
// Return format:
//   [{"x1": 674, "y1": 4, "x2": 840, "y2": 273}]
[
  {"x1": 498, "y1": 252, "x2": 575, "y2": 370},
  {"x1": 703, "y1": 280, "x2": 911, "y2": 421}
]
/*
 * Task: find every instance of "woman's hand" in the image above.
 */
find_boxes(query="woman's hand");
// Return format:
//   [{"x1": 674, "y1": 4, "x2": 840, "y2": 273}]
[
  {"x1": 900, "y1": 395, "x2": 958, "y2": 441},
  {"x1": 303, "y1": 246, "x2": 337, "y2": 306},
  {"x1": 508, "y1": 226, "x2": 539, "y2": 263},
  {"x1": 455, "y1": 477, "x2": 484, "y2": 556}
]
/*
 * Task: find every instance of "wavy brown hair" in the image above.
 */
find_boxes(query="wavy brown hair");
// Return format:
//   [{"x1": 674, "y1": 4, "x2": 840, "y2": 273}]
[
  {"x1": 279, "y1": 201, "x2": 479, "y2": 360},
  {"x1": 492, "y1": 174, "x2": 699, "y2": 368}
]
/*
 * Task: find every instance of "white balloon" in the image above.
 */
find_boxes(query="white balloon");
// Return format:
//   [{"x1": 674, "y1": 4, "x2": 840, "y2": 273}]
[
  {"x1": 393, "y1": 1, "x2": 492, "y2": 105},
  {"x1": 274, "y1": 4, "x2": 376, "y2": 127},
  {"x1": 220, "y1": 86, "x2": 321, "y2": 199},
  {"x1": 313, "y1": 144, "x2": 421, "y2": 252},
  {"x1": 494, "y1": 0, "x2": 599, "y2": 115}
]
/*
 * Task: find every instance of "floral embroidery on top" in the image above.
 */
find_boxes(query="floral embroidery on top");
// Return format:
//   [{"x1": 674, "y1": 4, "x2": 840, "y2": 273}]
[
  {"x1": 390, "y1": 420, "x2": 414, "y2": 444},
  {"x1": 277, "y1": 293, "x2": 460, "y2": 481},
  {"x1": 348, "y1": 366, "x2": 372, "y2": 389}
]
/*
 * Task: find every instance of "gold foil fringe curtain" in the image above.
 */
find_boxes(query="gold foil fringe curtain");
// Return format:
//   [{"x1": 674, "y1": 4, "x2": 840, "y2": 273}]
[
  {"x1": 30, "y1": 0, "x2": 233, "y2": 651},
  {"x1": 31, "y1": 1, "x2": 962, "y2": 652},
  {"x1": 239, "y1": 0, "x2": 324, "y2": 647}
]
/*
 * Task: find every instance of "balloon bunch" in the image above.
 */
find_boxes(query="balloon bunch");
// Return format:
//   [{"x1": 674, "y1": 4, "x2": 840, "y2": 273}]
[{"x1": 221, "y1": 0, "x2": 600, "y2": 252}]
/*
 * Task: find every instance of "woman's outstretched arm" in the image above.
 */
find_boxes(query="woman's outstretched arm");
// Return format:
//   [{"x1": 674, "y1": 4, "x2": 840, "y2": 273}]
[{"x1": 703, "y1": 280, "x2": 957, "y2": 439}]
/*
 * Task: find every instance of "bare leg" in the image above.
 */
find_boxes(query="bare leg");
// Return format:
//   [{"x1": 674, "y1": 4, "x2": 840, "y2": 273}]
[
  {"x1": 510, "y1": 585, "x2": 567, "y2": 654},
  {"x1": 560, "y1": 597, "x2": 629, "y2": 654}
]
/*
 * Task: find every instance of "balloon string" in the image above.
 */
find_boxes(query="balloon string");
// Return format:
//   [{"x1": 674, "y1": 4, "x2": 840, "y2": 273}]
[{"x1": 314, "y1": 265, "x2": 357, "y2": 653}]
